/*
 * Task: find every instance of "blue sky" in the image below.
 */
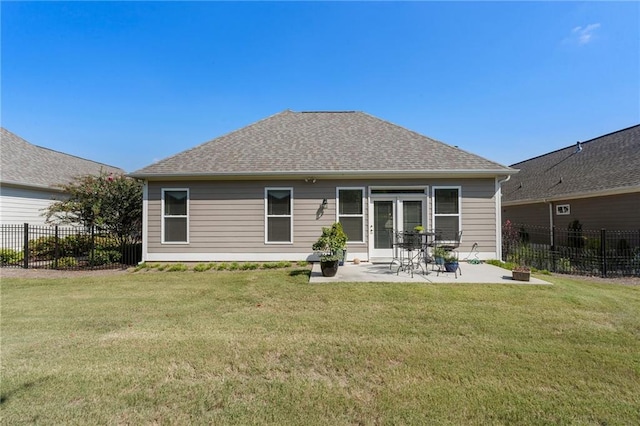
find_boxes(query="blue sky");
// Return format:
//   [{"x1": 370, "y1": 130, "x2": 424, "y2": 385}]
[{"x1": 2, "y1": 1, "x2": 638, "y2": 173}]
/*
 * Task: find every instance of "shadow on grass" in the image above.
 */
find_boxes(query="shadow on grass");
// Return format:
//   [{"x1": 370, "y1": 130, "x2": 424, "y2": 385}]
[
  {"x1": 1, "y1": 376, "x2": 51, "y2": 405},
  {"x1": 289, "y1": 268, "x2": 311, "y2": 278}
]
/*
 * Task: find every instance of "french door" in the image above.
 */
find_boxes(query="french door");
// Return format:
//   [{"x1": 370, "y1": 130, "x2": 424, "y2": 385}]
[{"x1": 369, "y1": 196, "x2": 427, "y2": 260}]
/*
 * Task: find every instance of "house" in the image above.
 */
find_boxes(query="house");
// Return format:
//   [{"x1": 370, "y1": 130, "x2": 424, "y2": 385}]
[
  {"x1": 130, "y1": 110, "x2": 517, "y2": 263},
  {"x1": 501, "y1": 124, "x2": 640, "y2": 234},
  {"x1": 0, "y1": 127, "x2": 125, "y2": 226}
]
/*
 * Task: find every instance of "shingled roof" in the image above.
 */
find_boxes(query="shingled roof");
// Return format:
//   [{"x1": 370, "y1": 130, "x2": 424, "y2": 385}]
[
  {"x1": 131, "y1": 110, "x2": 514, "y2": 178},
  {"x1": 502, "y1": 124, "x2": 640, "y2": 205},
  {"x1": 1, "y1": 128, "x2": 125, "y2": 190}
]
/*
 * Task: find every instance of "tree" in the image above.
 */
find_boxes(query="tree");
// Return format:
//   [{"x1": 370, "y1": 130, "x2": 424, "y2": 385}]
[{"x1": 45, "y1": 171, "x2": 143, "y2": 244}]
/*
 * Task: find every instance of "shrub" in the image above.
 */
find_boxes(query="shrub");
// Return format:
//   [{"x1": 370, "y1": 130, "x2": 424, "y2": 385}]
[
  {"x1": 194, "y1": 263, "x2": 214, "y2": 272},
  {"x1": 134, "y1": 262, "x2": 149, "y2": 272},
  {"x1": 29, "y1": 236, "x2": 58, "y2": 260},
  {"x1": 228, "y1": 262, "x2": 240, "y2": 271},
  {"x1": 57, "y1": 256, "x2": 78, "y2": 268},
  {"x1": 240, "y1": 262, "x2": 259, "y2": 270},
  {"x1": 261, "y1": 262, "x2": 280, "y2": 269},
  {"x1": 216, "y1": 263, "x2": 228, "y2": 271},
  {"x1": 0, "y1": 249, "x2": 24, "y2": 265},
  {"x1": 166, "y1": 263, "x2": 188, "y2": 272},
  {"x1": 91, "y1": 250, "x2": 122, "y2": 266}
]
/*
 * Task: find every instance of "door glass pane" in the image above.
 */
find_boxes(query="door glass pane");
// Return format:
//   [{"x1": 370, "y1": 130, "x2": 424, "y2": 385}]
[
  {"x1": 267, "y1": 217, "x2": 291, "y2": 242},
  {"x1": 435, "y1": 189, "x2": 458, "y2": 214},
  {"x1": 374, "y1": 201, "x2": 394, "y2": 249},
  {"x1": 403, "y1": 201, "x2": 422, "y2": 232},
  {"x1": 165, "y1": 191, "x2": 187, "y2": 215}
]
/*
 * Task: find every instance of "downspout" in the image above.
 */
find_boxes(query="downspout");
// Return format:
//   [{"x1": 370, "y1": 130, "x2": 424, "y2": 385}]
[
  {"x1": 547, "y1": 200, "x2": 554, "y2": 246},
  {"x1": 141, "y1": 180, "x2": 149, "y2": 264},
  {"x1": 496, "y1": 175, "x2": 511, "y2": 261}
]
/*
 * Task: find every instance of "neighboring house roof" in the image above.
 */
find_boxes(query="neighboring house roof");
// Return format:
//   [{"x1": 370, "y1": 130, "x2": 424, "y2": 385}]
[
  {"x1": 0, "y1": 127, "x2": 125, "y2": 190},
  {"x1": 131, "y1": 110, "x2": 515, "y2": 179},
  {"x1": 502, "y1": 124, "x2": 640, "y2": 205}
]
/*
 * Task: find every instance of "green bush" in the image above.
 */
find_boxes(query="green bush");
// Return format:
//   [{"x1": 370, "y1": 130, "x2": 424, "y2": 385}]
[
  {"x1": 29, "y1": 236, "x2": 58, "y2": 260},
  {"x1": 228, "y1": 262, "x2": 240, "y2": 271},
  {"x1": 216, "y1": 263, "x2": 228, "y2": 271},
  {"x1": 194, "y1": 263, "x2": 214, "y2": 272},
  {"x1": 261, "y1": 262, "x2": 280, "y2": 269},
  {"x1": 91, "y1": 250, "x2": 122, "y2": 266},
  {"x1": 0, "y1": 249, "x2": 24, "y2": 265},
  {"x1": 166, "y1": 263, "x2": 188, "y2": 272},
  {"x1": 240, "y1": 262, "x2": 259, "y2": 270},
  {"x1": 57, "y1": 256, "x2": 78, "y2": 268},
  {"x1": 29, "y1": 234, "x2": 93, "y2": 259}
]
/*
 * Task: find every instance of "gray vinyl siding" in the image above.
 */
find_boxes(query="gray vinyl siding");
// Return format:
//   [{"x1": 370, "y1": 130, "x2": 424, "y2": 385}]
[
  {"x1": 502, "y1": 203, "x2": 550, "y2": 229},
  {"x1": 145, "y1": 178, "x2": 499, "y2": 260},
  {"x1": 503, "y1": 192, "x2": 640, "y2": 232},
  {"x1": 552, "y1": 193, "x2": 640, "y2": 230}
]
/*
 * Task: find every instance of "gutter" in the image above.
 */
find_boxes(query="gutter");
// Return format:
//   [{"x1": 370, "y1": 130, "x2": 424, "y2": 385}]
[
  {"x1": 129, "y1": 168, "x2": 519, "y2": 180},
  {"x1": 502, "y1": 184, "x2": 640, "y2": 206}
]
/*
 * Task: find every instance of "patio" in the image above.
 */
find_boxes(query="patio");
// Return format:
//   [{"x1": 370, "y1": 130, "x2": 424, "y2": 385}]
[{"x1": 310, "y1": 261, "x2": 552, "y2": 284}]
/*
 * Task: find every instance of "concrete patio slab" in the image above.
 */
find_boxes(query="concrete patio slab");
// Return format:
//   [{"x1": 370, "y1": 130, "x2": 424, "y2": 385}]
[{"x1": 309, "y1": 261, "x2": 552, "y2": 285}]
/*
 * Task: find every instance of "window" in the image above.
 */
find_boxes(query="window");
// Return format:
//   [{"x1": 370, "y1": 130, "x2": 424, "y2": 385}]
[
  {"x1": 162, "y1": 189, "x2": 188, "y2": 243},
  {"x1": 433, "y1": 187, "x2": 461, "y2": 240},
  {"x1": 337, "y1": 188, "x2": 365, "y2": 242},
  {"x1": 265, "y1": 188, "x2": 293, "y2": 243},
  {"x1": 556, "y1": 204, "x2": 570, "y2": 215}
]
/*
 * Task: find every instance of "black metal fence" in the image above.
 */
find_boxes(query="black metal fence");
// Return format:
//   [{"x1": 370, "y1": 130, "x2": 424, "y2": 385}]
[
  {"x1": 503, "y1": 222, "x2": 640, "y2": 277},
  {"x1": 1, "y1": 223, "x2": 142, "y2": 270}
]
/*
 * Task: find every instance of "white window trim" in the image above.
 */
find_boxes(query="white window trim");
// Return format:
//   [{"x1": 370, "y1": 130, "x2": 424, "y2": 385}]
[
  {"x1": 556, "y1": 204, "x2": 570, "y2": 215},
  {"x1": 431, "y1": 186, "x2": 462, "y2": 240},
  {"x1": 161, "y1": 188, "x2": 189, "y2": 244},
  {"x1": 265, "y1": 187, "x2": 293, "y2": 244},
  {"x1": 336, "y1": 187, "x2": 366, "y2": 244}
]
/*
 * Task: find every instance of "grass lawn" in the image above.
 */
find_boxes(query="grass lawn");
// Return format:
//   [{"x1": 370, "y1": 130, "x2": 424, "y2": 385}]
[{"x1": 1, "y1": 268, "x2": 639, "y2": 425}]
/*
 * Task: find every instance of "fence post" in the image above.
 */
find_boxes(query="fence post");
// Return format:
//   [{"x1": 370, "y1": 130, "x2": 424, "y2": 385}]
[
  {"x1": 54, "y1": 225, "x2": 59, "y2": 269},
  {"x1": 23, "y1": 223, "x2": 29, "y2": 269},
  {"x1": 90, "y1": 226, "x2": 95, "y2": 269},
  {"x1": 600, "y1": 228, "x2": 607, "y2": 278},
  {"x1": 550, "y1": 226, "x2": 556, "y2": 273}
]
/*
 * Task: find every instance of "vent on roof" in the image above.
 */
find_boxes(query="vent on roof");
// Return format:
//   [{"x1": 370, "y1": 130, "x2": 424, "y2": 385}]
[
  {"x1": 575, "y1": 141, "x2": 583, "y2": 153},
  {"x1": 300, "y1": 111, "x2": 356, "y2": 113}
]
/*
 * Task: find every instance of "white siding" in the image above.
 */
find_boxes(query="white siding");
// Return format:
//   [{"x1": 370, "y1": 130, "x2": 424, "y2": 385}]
[{"x1": 0, "y1": 186, "x2": 64, "y2": 225}]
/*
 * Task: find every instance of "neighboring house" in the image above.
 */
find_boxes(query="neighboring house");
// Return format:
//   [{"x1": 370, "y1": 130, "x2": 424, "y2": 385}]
[
  {"x1": 130, "y1": 110, "x2": 517, "y2": 263},
  {"x1": 0, "y1": 127, "x2": 125, "y2": 226},
  {"x1": 501, "y1": 124, "x2": 640, "y2": 234}
]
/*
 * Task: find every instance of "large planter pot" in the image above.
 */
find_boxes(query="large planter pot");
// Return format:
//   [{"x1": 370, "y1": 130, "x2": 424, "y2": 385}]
[
  {"x1": 320, "y1": 260, "x2": 339, "y2": 277},
  {"x1": 512, "y1": 270, "x2": 531, "y2": 282},
  {"x1": 444, "y1": 261, "x2": 459, "y2": 273}
]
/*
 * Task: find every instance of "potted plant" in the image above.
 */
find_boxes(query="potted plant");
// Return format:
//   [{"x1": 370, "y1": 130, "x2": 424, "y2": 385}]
[
  {"x1": 512, "y1": 265, "x2": 531, "y2": 282},
  {"x1": 432, "y1": 246, "x2": 447, "y2": 266},
  {"x1": 413, "y1": 225, "x2": 424, "y2": 233},
  {"x1": 444, "y1": 252, "x2": 459, "y2": 273},
  {"x1": 312, "y1": 222, "x2": 348, "y2": 277}
]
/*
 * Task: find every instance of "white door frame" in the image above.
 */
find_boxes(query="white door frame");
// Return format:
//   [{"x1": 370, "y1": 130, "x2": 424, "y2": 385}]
[{"x1": 368, "y1": 187, "x2": 429, "y2": 261}]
